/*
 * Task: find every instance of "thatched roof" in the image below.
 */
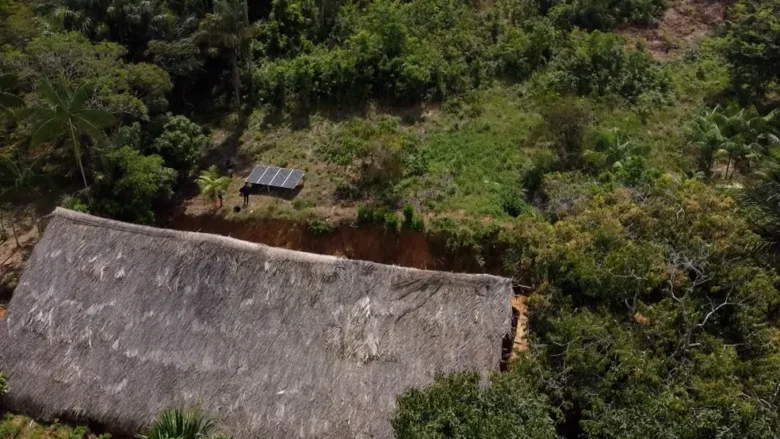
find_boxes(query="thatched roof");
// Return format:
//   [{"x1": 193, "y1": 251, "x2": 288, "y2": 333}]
[{"x1": 0, "y1": 208, "x2": 512, "y2": 438}]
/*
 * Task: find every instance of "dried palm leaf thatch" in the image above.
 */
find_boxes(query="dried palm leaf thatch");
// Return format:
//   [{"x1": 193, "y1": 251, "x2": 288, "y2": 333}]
[{"x1": 1, "y1": 208, "x2": 512, "y2": 438}]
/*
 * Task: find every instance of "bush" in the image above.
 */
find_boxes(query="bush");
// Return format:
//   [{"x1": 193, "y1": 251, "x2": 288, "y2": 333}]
[
  {"x1": 142, "y1": 409, "x2": 229, "y2": 439},
  {"x1": 59, "y1": 195, "x2": 89, "y2": 213},
  {"x1": 293, "y1": 199, "x2": 316, "y2": 210},
  {"x1": 550, "y1": 0, "x2": 667, "y2": 30},
  {"x1": 356, "y1": 204, "x2": 375, "y2": 225},
  {"x1": 0, "y1": 372, "x2": 7, "y2": 395},
  {"x1": 383, "y1": 211, "x2": 400, "y2": 231},
  {"x1": 538, "y1": 98, "x2": 592, "y2": 170},
  {"x1": 523, "y1": 150, "x2": 556, "y2": 195},
  {"x1": 410, "y1": 215, "x2": 425, "y2": 232},
  {"x1": 151, "y1": 114, "x2": 208, "y2": 176},
  {"x1": 92, "y1": 147, "x2": 177, "y2": 224},
  {"x1": 549, "y1": 30, "x2": 671, "y2": 105},
  {"x1": 721, "y1": 0, "x2": 780, "y2": 101},
  {"x1": 402, "y1": 204, "x2": 416, "y2": 227},
  {"x1": 392, "y1": 370, "x2": 557, "y2": 439},
  {"x1": 499, "y1": 185, "x2": 528, "y2": 217},
  {"x1": 308, "y1": 219, "x2": 334, "y2": 236}
]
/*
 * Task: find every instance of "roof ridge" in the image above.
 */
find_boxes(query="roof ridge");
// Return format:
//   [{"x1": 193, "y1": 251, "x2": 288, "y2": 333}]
[{"x1": 51, "y1": 208, "x2": 511, "y2": 284}]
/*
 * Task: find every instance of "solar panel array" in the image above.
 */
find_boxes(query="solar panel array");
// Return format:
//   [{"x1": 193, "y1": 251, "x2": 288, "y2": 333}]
[{"x1": 246, "y1": 165, "x2": 305, "y2": 189}]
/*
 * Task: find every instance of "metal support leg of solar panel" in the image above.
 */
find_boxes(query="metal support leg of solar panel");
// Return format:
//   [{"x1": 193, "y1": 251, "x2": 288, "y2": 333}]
[{"x1": 246, "y1": 165, "x2": 305, "y2": 191}]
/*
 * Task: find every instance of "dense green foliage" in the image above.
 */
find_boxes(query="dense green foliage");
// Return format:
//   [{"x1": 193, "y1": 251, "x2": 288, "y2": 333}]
[
  {"x1": 91, "y1": 146, "x2": 176, "y2": 223},
  {"x1": 393, "y1": 370, "x2": 557, "y2": 438},
  {"x1": 0, "y1": 414, "x2": 111, "y2": 439},
  {"x1": 399, "y1": 177, "x2": 780, "y2": 438},
  {"x1": 2, "y1": 0, "x2": 780, "y2": 436},
  {"x1": 151, "y1": 114, "x2": 209, "y2": 175},
  {"x1": 722, "y1": 0, "x2": 780, "y2": 101}
]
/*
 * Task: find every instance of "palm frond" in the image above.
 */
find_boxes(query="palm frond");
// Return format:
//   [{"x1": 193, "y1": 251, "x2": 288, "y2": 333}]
[
  {"x1": 70, "y1": 82, "x2": 96, "y2": 112},
  {"x1": 31, "y1": 116, "x2": 64, "y2": 146},
  {"x1": 142, "y1": 409, "x2": 216, "y2": 439},
  {"x1": 37, "y1": 82, "x2": 67, "y2": 109},
  {"x1": 77, "y1": 108, "x2": 115, "y2": 128},
  {"x1": 0, "y1": 92, "x2": 24, "y2": 110},
  {"x1": 72, "y1": 113, "x2": 109, "y2": 142}
]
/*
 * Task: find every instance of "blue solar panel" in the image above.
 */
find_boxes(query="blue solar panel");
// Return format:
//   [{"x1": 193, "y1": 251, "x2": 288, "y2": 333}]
[
  {"x1": 246, "y1": 164, "x2": 305, "y2": 189},
  {"x1": 281, "y1": 169, "x2": 305, "y2": 189},
  {"x1": 246, "y1": 165, "x2": 268, "y2": 184},
  {"x1": 258, "y1": 166, "x2": 280, "y2": 185},
  {"x1": 270, "y1": 168, "x2": 292, "y2": 187}
]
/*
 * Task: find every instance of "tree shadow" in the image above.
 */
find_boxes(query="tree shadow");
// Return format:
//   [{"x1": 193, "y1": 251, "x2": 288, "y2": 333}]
[
  {"x1": 263, "y1": 99, "x2": 430, "y2": 131},
  {"x1": 248, "y1": 183, "x2": 304, "y2": 201},
  {"x1": 202, "y1": 113, "x2": 251, "y2": 172}
]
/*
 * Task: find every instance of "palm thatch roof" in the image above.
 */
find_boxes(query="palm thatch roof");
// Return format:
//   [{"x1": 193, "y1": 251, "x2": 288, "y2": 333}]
[{"x1": 0, "y1": 208, "x2": 513, "y2": 438}]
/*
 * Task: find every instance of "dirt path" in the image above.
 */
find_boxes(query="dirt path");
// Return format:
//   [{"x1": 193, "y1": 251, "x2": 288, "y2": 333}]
[
  {"x1": 619, "y1": 0, "x2": 729, "y2": 59},
  {"x1": 0, "y1": 218, "x2": 39, "y2": 304}
]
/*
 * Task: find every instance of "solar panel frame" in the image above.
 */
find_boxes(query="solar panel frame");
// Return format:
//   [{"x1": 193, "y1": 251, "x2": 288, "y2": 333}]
[
  {"x1": 270, "y1": 168, "x2": 292, "y2": 187},
  {"x1": 281, "y1": 169, "x2": 305, "y2": 189},
  {"x1": 246, "y1": 165, "x2": 268, "y2": 184}
]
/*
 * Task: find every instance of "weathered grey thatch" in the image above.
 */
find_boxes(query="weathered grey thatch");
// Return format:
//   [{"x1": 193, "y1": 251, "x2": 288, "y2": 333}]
[{"x1": 0, "y1": 208, "x2": 512, "y2": 438}]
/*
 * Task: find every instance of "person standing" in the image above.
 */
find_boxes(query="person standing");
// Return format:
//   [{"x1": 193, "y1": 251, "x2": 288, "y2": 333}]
[
  {"x1": 239, "y1": 182, "x2": 251, "y2": 206},
  {"x1": 226, "y1": 159, "x2": 234, "y2": 178},
  {"x1": 217, "y1": 191, "x2": 224, "y2": 208}
]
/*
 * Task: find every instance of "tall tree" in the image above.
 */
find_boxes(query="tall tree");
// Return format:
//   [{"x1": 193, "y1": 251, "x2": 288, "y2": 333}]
[
  {"x1": 28, "y1": 81, "x2": 114, "y2": 190},
  {"x1": 198, "y1": 0, "x2": 252, "y2": 109}
]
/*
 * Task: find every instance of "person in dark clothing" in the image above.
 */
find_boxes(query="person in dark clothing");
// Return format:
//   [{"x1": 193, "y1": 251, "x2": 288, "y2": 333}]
[
  {"x1": 217, "y1": 191, "x2": 224, "y2": 208},
  {"x1": 226, "y1": 159, "x2": 234, "y2": 178},
  {"x1": 239, "y1": 182, "x2": 251, "y2": 206}
]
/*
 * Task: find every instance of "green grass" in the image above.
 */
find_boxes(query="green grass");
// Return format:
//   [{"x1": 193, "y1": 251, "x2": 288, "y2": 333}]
[
  {"x1": 229, "y1": 42, "x2": 730, "y2": 225},
  {"x1": 0, "y1": 414, "x2": 109, "y2": 439}
]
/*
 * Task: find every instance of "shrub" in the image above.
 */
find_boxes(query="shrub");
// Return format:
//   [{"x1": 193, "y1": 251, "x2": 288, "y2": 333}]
[
  {"x1": 550, "y1": 0, "x2": 667, "y2": 30},
  {"x1": 499, "y1": 185, "x2": 528, "y2": 218},
  {"x1": 92, "y1": 147, "x2": 177, "y2": 224},
  {"x1": 402, "y1": 204, "x2": 416, "y2": 227},
  {"x1": 141, "y1": 409, "x2": 227, "y2": 439},
  {"x1": 721, "y1": 0, "x2": 780, "y2": 101},
  {"x1": 59, "y1": 195, "x2": 89, "y2": 213},
  {"x1": 523, "y1": 150, "x2": 556, "y2": 195},
  {"x1": 293, "y1": 199, "x2": 316, "y2": 210},
  {"x1": 549, "y1": 30, "x2": 671, "y2": 105},
  {"x1": 308, "y1": 219, "x2": 334, "y2": 236},
  {"x1": 383, "y1": 211, "x2": 400, "y2": 231},
  {"x1": 356, "y1": 204, "x2": 375, "y2": 225},
  {"x1": 410, "y1": 215, "x2": 425, "y2": 232},
  {"x1": 151, "y1": 114, "x2": 208, "y2": 176},
  {"x1": 538, "y1": 98, "x2": 592, "y2": 170},
  {"x1": 392, "y1": 370, "x2": 557, "y2": 439}
]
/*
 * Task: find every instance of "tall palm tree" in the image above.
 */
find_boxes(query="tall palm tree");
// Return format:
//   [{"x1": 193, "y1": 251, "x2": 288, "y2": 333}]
[
  {"x1": 197, "y1": 165, "x2": 231, "y2": 200},
  {"x1": 198, "y1": 0, "x2": 252, "y2": 109},
  {"x1": 28, "y1": 81, "x2": 114, "y2": 190}
]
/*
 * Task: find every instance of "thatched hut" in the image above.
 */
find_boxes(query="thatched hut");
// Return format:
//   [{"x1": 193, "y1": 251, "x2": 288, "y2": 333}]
[{"x1": 0, "y1": 208, "x2": 513, "y2": 438}]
